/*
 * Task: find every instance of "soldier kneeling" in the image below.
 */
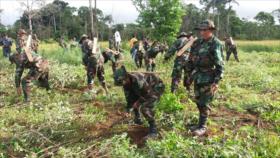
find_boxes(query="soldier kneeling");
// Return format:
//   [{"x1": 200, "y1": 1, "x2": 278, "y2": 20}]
[
  {"x1": 114, "y1": 66, "x2": 165, "y2": 138},
  {"x1": 9, "y1": 53, "x2": 50, "y2": 102}
]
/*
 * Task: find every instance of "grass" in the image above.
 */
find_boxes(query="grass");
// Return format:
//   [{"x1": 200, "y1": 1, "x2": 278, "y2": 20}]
[{"x1": 0, "y1": 40, "x2": 279, "y2": 157}]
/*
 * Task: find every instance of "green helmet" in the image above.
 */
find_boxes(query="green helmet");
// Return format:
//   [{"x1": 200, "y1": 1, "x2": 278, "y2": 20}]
[
  {"x1": 114, "y1": 65, "x2": 127, "y2": 86},
  {"x1": 194, "y1": 19, "x2": 216, "y2": 30}
]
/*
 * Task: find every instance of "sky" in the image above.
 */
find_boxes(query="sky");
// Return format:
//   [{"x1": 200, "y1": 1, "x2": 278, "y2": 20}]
[{"x1": 0, "y1": 0, "x2": 279, "y2": 26}]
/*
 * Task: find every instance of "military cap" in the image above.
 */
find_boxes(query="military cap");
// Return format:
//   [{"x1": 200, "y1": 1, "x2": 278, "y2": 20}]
[
  {"x1": 18, "y1": 29, "x2": 27, "y2": 35},
  {"x1": 114, "y1": 65, "x2": 127, "y2": 86},
  {"x1": 194, "y1": 20, "x2": 216, "y2": 30}
]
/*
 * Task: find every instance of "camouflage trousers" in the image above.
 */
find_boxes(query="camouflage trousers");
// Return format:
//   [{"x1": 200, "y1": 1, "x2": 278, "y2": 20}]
[
  {"x1": 127, "y1": 95, "x2": 159, "y2": 123},
  {"x1": 146, "y1": 58, "x2": 156, "y2": 72},
  {"x1": 22, "y1": 68, "x2": 50, "y2": 101},
  {"x1": 171, "y1": 55, "x2": 189, "y2": 93},
  {"x1": 194, "y1": 83, "x2": 214, "y2": 127},
  {"x1": 87, "y1": 65, "x2": 106, "y2": 89},
  {"x1": 134, "y1": 52, "x2": 144, "y2": 68},
  {"x1": 226, "y1": 46, "x2": 239, "y2": 62}
]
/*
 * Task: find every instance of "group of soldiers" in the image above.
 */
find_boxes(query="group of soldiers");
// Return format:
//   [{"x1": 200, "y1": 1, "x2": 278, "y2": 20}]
[{"x1": 5, "y1": 19, "x2": 240, "y2": 138}]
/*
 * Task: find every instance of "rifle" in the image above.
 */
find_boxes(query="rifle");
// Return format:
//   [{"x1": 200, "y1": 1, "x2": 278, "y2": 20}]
[
  {"x1": 24, "y1": 35, "x2": 34, "y2": 62},
  {"x1": 176, "y1": 37, "x2": 197, "y2": 57}
]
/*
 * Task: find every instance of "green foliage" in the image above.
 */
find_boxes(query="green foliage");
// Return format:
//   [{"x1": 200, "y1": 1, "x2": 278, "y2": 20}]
[
  {"x1": 157, "y1": 93, "x2": 185, "y2": 113},
  {"x1": 133, "y1": 0, "x2": 184, "y2": 43},
  {"x1": 98, "y1": 133, "x2": 143, "y2": 158}
]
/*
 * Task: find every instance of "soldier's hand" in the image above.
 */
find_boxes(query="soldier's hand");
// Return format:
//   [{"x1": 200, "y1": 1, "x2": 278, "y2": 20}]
[
  {"x1": 16, "y1": 87, "x2": 22, "y2": 96},
  {"x1": 211, "y1": 83, "x2": 219, "y2": 94}
]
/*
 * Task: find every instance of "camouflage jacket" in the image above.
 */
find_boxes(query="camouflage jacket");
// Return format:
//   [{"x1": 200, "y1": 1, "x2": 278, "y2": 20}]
[
  {"x1": 146, "y1": 44, "x2": 162, "y2": 59},
  {"x1": 81, "y1": 39, "x2": 104, "y2": 66},
  {"x1": 11, "y1": 52, "x2": 48, "y2": 87},
  {"x1": 16, "y1": 35, "x2": 28, "y2": 53},
  {"x1": 187, "y1": 35, "x2": 224, "y2": 84},
  {"x1": 224, "y1": 38, "x2": 236, "y2": 51},
  {"x1": 164, "y1": 37, "x2": 189, "y2": 60},
  {"x1": 123, "y1": 73, "x2": 165, "y2": 107}
]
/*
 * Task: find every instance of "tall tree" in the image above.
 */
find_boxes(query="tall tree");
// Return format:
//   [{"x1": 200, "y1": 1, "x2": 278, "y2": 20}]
[{"x1": 133, "y1": 0, "x2": 184, "y2": 43}]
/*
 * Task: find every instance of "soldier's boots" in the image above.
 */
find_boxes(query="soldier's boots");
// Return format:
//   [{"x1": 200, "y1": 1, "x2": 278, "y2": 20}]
[
  {"x1": 134, "y1": 109, "x2": 143, "y2": 125},
  {"x1": 192, "y1": 115, "x2": 207, "y2": 136},
  {"x1": 144, "y1": 120, "x2": 158, "y2": 139},
  {"x1": 23, "y1": 86, "x2": 31, "y2": 102}
]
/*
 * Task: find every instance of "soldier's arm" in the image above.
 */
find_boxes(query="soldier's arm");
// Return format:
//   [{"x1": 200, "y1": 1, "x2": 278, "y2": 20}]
[
  {"x1": 213, "y1": 43, "x2": 225, "y2": 84},
  {"x1": 164, "y1": 40, "x2": 180, "y2": 60},
  {"x1": 123, "y1": 87, "x2": 138, "y2": 111}
]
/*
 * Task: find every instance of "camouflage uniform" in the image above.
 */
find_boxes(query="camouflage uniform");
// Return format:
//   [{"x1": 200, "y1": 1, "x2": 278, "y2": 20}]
[
  {"x1": 164, "y1": 32, "x2": 192, "y2": 93},
  {"x1": 9, "y1": 52, "x2": 50, "y2": 102},
  {"x1": 16, "y1": 29, "x2": 28, "y2": 54},
  {"x1": 114, "y1": 66, "x2": 165, "y2": 136},
  {"x1": 102, "y1": 49, "x2": 123, "y2": 73},
  {"x1": 145, "y1": 42, "x2": 163, "y2": 72},
  {"x1": 187, "y1": 20, "x2": 224, "y2": 136},
  {"x1": 225, "y1": 37, "x2": 239, "y2": 62},
  {"x1": 80, "y1": 36, "x2": 108, "y2": 91},
  {"x1": 133, "y1": 41, "x2": 145, "y2": 68}
]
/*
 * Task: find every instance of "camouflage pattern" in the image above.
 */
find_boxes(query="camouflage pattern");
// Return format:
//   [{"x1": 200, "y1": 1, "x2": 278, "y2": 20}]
[
  {"x1": 102, "y1": 49, "x2": 123, "y2": 73},
  {"x1": 225, "y1": 37, "x2": 239, "y2": 62},
  {"x1": 114, "y1": 66, "x2": 165, "y2": 134},
  {"x1": 16, "y1": 34, "x2": 28, "y2": 54},
  {"x1": 81, "y1": 38, "x2": 107, "y2": 90},
  {"x1": 164, "y1": 36, "x2": 190, "y2": 93},
  {"x1": 133, "y1": 41, "x2": 145, "y2": 68},
  {"x1": 9, "y1": 52, "x2": 50, "y2": 101},
  {"x1": 145, "y1": 42, "x2": 162, "y2": 72},
  {"x1": 187, "y1": 35, "x2": 224, "y2": 129}
]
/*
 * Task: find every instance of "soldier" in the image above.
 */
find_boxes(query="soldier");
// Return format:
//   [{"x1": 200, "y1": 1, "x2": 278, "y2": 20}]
[
  {"x1": 2, "y1": 34, "x2": 13, "y2": 57},
  {"x1": 224, "y1": 36, "x2": 239, "y2": 62},
  {"x1": 16, "y1": 29, "x2": 28, "y2": 53},
  {"x1": 59, "y1": 36, "x2": 67, "y2": 50},
  {"x1": 79, "y1": 35, "x2": 109, "y2": 94},
  {"x1": 164, "y1": 32, "x2": 193, "y2": 93},
  {"x1": 186, "y1": 20, "x2": 224, "y2": 136},
  {"x1": 132, "y1": 41, "x2": 145, "y2": 68},
  {"x1": 145, "y1": 41, "x2": 164, "y2": 72},
  {"x1": 113, "y1": 66, "x2": 165, "y2": 138},
  {"x1": 31, "y1": 34, "x2": 40, "y2": 53},
  {"x1": 9, "y1": 50, "x2": 50, "y2": 102},
  {"x1": 102, "y1": 48, "x2": 123, "y2": 73}
]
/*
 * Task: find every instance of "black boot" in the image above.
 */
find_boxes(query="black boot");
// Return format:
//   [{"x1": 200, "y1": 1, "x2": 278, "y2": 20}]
[
  {"x1": 133, "y1": 109, "x2": 143, "y2": 125},
  {"x1": 192, "y1": 106, "x2": 209, "y2": 136},
  {"x1": 144, "y1": 120, "x2": 157, "y2": 139}
]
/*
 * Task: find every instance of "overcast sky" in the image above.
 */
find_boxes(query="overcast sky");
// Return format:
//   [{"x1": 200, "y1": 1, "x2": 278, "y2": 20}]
[{"x1": 1, "y1": 0, "x2": 279, "y2": 26}]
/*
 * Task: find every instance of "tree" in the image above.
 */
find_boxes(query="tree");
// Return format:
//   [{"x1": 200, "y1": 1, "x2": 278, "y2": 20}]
[
  {"x1": 132, "y1": 0, "x2": 184, "y2": 44},
  {"x1": 255, "y1": 11, "x2": 275, "y2": 25}
]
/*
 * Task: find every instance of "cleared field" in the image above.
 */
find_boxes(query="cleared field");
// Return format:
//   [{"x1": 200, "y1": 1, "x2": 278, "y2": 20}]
[{"x1": 0, "y1": 41, "x2": 279, "y2": 157}]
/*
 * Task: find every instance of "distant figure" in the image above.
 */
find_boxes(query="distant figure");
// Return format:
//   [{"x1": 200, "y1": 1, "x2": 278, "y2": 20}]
[
  {"x1": 109, "y1": 37, "x2": 115, "y2": 49},
  {"x1": 114, "y1": 30, "x2": 121, "y2": 51},
  {"x1": 224, "y1": 36, "x2": 239, "y2": 62},
  {"x1": 129, "y1": 35, "x2": 138, "y2": 48},
  {"x1": 59, "y1": 36, "x2": 67, "y2": 50},
  {"x1": 2, "y1": 34, "x2": 13, "y2": 57},
  {"x1": 70, "y1": 37, "x2": 78, "y2": 48},
  {"x1": 31, "y1": 34, "x2": 40, "y2": 53}
]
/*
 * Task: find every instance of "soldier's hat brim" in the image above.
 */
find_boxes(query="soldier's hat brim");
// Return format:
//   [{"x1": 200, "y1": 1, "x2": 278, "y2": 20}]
[{"x1": 79, "y1": 36, "x2": 88, "y2": 44}]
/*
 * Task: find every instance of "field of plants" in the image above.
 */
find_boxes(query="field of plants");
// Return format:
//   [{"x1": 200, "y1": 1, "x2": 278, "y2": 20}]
[{"x1": 0, "y1": 40, "x2": 279, "y2": 157}]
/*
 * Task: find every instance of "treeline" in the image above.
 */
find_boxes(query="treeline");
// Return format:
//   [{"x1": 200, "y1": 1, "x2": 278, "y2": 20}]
[{"x1": 0, "y1": 0, "x2": 279, "y2": 41}]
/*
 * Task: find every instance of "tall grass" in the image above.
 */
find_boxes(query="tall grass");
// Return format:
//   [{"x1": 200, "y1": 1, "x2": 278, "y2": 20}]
[{"x1": 236, "y1": 40, "x2": 280, "y2": 53}]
